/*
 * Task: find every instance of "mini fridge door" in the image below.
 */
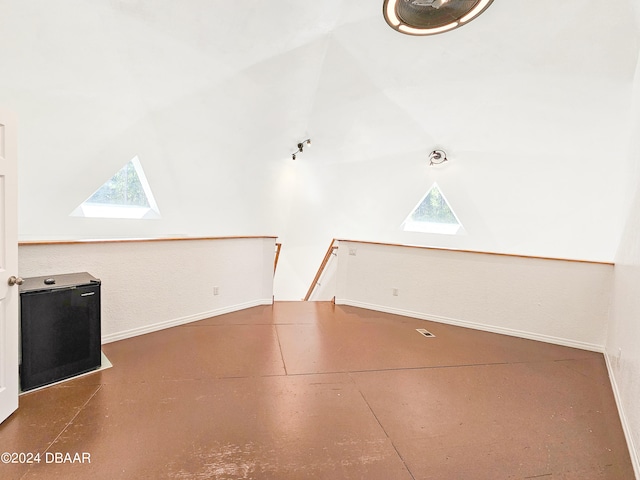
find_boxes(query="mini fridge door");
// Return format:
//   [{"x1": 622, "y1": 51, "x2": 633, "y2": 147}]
[{"x1": 19, "y1": 273, "x2": 101, "y2": 391}]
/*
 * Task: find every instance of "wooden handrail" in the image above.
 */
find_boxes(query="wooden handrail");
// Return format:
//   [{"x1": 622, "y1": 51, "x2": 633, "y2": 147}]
[
  {"x1": 304, "y1": 239, "x2": 338, "y2": 301},
  {"x1": 274, "y1": 243, "x2": 282, "y2": 274},
  {"x1": 18, "y1": 235, "x2": 278, "y2": 246},
  {"x1": 333, "y1": 239, "x2": 614, "y2": 266},
  {"x1": 302, "y1": 237, "x2": 612, "y2": 302}
]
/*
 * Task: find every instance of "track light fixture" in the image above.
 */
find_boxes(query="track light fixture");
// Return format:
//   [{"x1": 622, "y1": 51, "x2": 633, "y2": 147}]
[
  {"x1": 429, "y1": 149, "x2": 448, "y2": 165},
  {"x1": 292, "y1": 138, "x2": 311, "y2": 160}
]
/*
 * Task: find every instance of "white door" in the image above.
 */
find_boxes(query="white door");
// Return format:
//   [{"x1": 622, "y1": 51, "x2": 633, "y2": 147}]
[{"x1": 0, "y1": 109, "x2": 19, "y2": 423}]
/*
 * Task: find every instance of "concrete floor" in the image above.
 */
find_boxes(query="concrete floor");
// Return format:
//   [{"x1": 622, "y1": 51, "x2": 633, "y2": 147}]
[{"x1": 0, "y1": 302, "x2": 634, "y2": 479}]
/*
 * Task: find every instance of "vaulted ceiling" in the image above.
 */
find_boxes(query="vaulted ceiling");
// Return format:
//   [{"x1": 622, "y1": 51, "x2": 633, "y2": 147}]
[{"x1": 1, "y1": 0, "x2": 639, "y2": 297}]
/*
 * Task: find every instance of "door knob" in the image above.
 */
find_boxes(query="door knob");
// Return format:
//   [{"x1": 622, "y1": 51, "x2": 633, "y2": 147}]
[{"x1": 8, "y1": 276, "x2": 23, "y2": 286}]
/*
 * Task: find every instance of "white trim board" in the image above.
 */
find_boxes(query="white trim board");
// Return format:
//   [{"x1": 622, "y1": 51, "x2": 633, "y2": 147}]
[
  {"x1": 604, "y1": 353, "x2": 640, "y2": 479},
  {"x1": 101, "y1": 299, "x2": 274, "y2": 344},
  {"x1": 335, "y1": 298, "x2": 604, "y2": 353}
]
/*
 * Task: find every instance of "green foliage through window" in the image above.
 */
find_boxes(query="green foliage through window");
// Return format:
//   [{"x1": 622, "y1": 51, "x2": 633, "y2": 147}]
[
  {"x1": 410, "y1": 184, "x2": 457, "y2": 224},
  {"x1": 86, "y1": 161, "x2": 150, "y2": 207},
  {"x1": 402, "y1": 183, "x2": 462, "y2": 234},
  {"x1": 70, "y1": 156, "x2": 160, "y2": 219}
]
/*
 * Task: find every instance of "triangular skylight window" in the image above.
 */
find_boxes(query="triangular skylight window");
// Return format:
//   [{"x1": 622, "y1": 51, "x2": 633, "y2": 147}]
[
  {"x1": 402, "y1": 183, "x2": 462, "y2": 234},
  {"x1": 71, "y1": 156, "x2": 160, "y2": 219}
]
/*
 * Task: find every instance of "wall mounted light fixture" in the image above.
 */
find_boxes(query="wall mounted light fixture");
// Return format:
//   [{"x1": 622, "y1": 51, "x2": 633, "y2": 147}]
[
  {"x1": 292, "y1": 139, "x2": 311, "y2": 160},
  {"x1": 383, "y1": 0, "x2": 495, "y2": 36},
  {"x1": 429, "y1": 149, "x2": 448, "y2": 165}
]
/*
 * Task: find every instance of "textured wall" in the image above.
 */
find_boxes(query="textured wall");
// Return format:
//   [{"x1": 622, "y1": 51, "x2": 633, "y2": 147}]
[
  {"x1": 335, "y1": 241, "x2": 613, "y2": 351},
  {"x1": 605, "y1": 46, "x2": 640, "y2": 478},
  {"x1": 608, "y1": 257, "x2": 640, "y2": 477},
  {"x1": 18, "y1": 237, "x2": 276, "y2": 342}
]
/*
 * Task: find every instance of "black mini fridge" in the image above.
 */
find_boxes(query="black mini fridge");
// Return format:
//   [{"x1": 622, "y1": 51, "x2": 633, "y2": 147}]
[{"x1": 19, "y1": 272, "x2": 101, "y2": 391}]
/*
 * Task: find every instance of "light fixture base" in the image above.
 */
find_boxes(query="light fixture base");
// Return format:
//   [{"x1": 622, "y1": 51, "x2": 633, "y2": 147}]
[
  {"x1": 383, "y1": 0, "x2": 495, "y2": 36},
  {"x1": 429, "y1": 149, "x2": 448, "y2": 165}
]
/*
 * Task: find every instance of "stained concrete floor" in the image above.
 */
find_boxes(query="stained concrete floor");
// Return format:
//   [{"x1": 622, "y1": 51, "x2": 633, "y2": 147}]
[{"x1": 0, "y1": 302, "x2": 634, "y2": 479}]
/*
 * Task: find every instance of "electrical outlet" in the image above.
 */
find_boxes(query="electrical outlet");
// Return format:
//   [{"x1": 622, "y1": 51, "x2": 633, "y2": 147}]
[
  {"x1": 213, "y1": 286, "x2": 219, "y2": 296},
  {"x1": 349, "y1": 248, "x2": 357, "y2": 256},
  {"x1": 392, "y1": 288, "x2": 399, "y2": 296}
]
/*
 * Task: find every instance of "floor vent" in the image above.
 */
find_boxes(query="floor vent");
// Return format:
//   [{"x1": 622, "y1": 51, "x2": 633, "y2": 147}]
[{"x1": 416, "y1": 328, "x2": 435, "y2": 338}]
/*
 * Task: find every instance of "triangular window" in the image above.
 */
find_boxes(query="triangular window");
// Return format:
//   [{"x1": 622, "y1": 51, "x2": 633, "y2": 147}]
[
  {"x1": 402, "y1": 183, "x2": 462, "y2": 234},
  {"x1": 71, "y1": 156, "x2": 160, "y2": 219}
]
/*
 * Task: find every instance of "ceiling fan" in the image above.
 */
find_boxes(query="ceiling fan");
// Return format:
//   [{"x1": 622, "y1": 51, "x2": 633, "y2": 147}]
[{"x1": 383, "y1": 0, "x2": 495, "y2": 36}]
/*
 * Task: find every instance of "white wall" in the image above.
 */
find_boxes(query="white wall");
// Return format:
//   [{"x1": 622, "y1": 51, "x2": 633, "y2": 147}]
[
  {"x1": 335, "y1": 240, "x2": 613, "y2": 351},
  {"x1": 604, "y1": 34, "x2": 640, "y2": 477},
  {"x1": 0, "y1": 2, "x2": 638, "y2": 301},
  {"x1": 608, "y1": 246, "x2": 640, "y2": 477},
  {"x1": 18, "y1": 237, "x2": 276, "y2": 342}
]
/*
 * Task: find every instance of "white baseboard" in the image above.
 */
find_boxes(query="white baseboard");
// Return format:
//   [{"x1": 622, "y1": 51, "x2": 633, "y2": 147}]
[
  {"x1": 336, "y1": 298, "x2": 636, "y2": 476},
  {"x1": 335, "y1": 298, "x2": 604, "y2": 353},
  {"x1": 604, "y1": 353, "x2": 640, "y2": 479},
  {"x1": 101, "y1": 298, "x2": 273, "y2": 344}
]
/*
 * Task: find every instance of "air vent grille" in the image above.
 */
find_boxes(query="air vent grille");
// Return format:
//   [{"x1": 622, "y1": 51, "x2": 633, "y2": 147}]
[{"x1": 416, "y1": 328, "x2": 435, "y2": 338}]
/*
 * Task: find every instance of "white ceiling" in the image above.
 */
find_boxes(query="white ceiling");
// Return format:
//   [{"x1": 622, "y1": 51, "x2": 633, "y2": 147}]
[{"x1": 1, "y1": 0, "x2": 640, "y2": 296}]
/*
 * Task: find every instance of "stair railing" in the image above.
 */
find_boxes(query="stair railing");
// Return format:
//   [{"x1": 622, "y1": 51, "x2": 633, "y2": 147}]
[{"x1": 304, "y1": 239, "x2": 338, "y2": 301}]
